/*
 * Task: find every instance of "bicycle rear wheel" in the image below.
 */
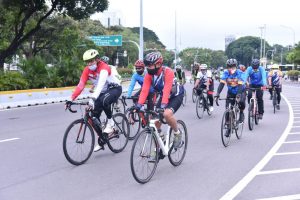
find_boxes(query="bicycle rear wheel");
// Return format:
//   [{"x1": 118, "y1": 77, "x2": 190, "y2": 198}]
[
  {"x1": 107, "y1": 113, "x2": 129, "y2": 153},
  {"x1": 125, "y1": 109, "x2": 141, "y2": 140},
  {"x1": 221, "y1": 111, "x2": 231, "y2": 147},
  {"x1": 130, "y1": 128, "x2": 159, "y2": 184},
  {"x1": 248, "y1": 102, "x2": 254, "y2": 131},
  {"x1": 192, "y1": 89, "x2": 197, "y2": 103},
  {"x1": 168, "y1": 120, "x2": 188, "y2": 166},
  {"x1": 272, "y1": 90, "x2": 277, "y2": 114},
  {"x1": 182, "y1": 89, "x2": 187, "y2": 106},
  {"x1": 196, "y1": 95, "x2": 204, "y2": 119},
  {"x1": 63, "y1": 119, "x2": 95, "y2": 165},
  {"x1": 234, "y1": 111, "x2": 243, "y2": 139},
  {"x1": 254, "y1": 103, "x2": 259, "y2": 125}
]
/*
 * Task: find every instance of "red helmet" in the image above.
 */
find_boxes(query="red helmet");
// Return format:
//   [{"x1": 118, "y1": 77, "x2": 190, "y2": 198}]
[
  {"x1": 144, "y1": 52, "x2": 163, "y2": 66},
  {"x1": 134, "y1": 59, "x2": 145, "y2": 68}
]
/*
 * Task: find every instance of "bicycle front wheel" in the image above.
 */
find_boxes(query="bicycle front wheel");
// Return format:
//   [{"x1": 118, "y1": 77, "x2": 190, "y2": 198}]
[
  {"x1": 192, "y1": 89, "x2": 197, "y2": 103},
  {"x1": 196, "y1": 95, "x2": 204, "y2": 119},
  {"x1": 107, "y1": 113, "x2": 129, "y2": 153},
  {"x1": 234, "y1": 111, "x2": 244, "y2": 139},
  {"x1": 254, "y1": 103, "x2": 259, "y2": 125},
  {"x1": 130, "y1": 128, "x2": 159, "y2": 184},
  {"x1": 221, "y1": 111, "x2": 231, "y2": 147},
  {"x1": 125, "y1": 109, "x2": 141, "y2": 140},
  {"x1": 168, "y1": 120, "x2": 188, "y2": 166},
  {"x1": 248, "y1": 102, "x2": 254, "y2": 131},
  {"x1": 63, "y1": 119, "x2": 95, "y2": 165}
]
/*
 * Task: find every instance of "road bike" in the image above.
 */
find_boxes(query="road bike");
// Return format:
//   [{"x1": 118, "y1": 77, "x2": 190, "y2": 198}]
[
  {"x1": 192, "y1": 88, "x2": 197, "y2": 103},
  {"x1": 247, "y1": 88, "x2": 261, "y2": 131},
  {"x1": 130, "y1": 109, "x2": 188, "y2": 183},
  {"x1": 63, "y1": 101, "x2": 129, "y2": 165},
  {"x1": 196, "y1": 89, "x2": 212, "y2": 119},
  {"x1": 270, "y1": 86, "x2": 280, "y2": 114},
  {"x1": 216, "y1": 97, "x2": 244, "y2": 147},
  {"x1": 181, "y1": 87, "x2": 187, "y2": 106}
]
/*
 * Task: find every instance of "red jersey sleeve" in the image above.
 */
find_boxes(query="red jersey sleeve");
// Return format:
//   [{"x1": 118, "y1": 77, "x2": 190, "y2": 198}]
[
  {"x1": 138, "y1": 74, "x2": 152, "y2": 105},
  {"x1": 71, "y1": 67, "x2": 89, "y2": 100},
  {"x1": 162, "y1": 68, "x2": 174, "y2": 104}
]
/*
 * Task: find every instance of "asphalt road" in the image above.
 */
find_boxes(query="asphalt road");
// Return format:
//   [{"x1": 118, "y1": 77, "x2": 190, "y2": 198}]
[{"x1": 0, "y1": 82, "x2": 299, "y2": 200}]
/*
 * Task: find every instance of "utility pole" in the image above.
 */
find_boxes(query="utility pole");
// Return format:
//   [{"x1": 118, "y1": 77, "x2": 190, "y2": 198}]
[
  {"x1": 174, "y1": 11, "x2": 177, "y2": 68},
  {"x1": 139, "y1": 0, "x2": 143, "y2": 60}
]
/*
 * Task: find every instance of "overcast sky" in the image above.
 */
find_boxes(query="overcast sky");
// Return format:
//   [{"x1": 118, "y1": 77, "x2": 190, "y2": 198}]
[{"x1": 92, "y1": 0, "x2": 300, "y2": 51}]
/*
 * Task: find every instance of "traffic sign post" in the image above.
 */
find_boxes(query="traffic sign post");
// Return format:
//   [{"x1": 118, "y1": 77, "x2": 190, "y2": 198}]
[{"x1": 89, "y1": 35, "x2": 122, "y2": 46}]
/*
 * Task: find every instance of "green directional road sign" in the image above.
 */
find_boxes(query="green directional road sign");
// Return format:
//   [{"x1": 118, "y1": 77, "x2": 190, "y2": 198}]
[{"x1": 89, "y1": 35, "x2": 122, "y2": 46}]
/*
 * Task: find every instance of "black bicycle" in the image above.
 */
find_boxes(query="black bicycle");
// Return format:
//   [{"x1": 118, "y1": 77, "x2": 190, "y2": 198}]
[
  {"x1": 63, "y1": 101, "x2": 129, "y2": 165},
  {"x1": 247, "y1": 88, "x2": 261, "y2": 131},
  {"x1": 192, "y1": 88, "x2": 197, "y2": 103},
  {"x1": 216, "y1": 97, "x2": 244, "y2": 147},
  {"x1": 270, "y1": 86, "x2": 280, "y2": 114},
  {"x1": 196, "y1": 89, "x2": 212, "y2": 119}
]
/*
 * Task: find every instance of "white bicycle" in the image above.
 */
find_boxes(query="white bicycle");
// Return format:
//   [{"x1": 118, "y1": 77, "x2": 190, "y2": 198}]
[{"x1": 130, "y1": 109, "x2": 188, "y2": 184}]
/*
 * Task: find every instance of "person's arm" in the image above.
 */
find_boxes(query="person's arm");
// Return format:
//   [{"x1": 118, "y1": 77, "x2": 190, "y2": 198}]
[
  {"x1": 161, "y1": 69, "x2": 174, "y2": 105},
  {"x1": 127, "y1": 73, "x2": 137, "y2": 98},
  {"x1": 268, "y1": 71, "x2": 272, "y2": 86},
  {"x1": 71, "y1": 68, "x2": 89, "y2": 101},
  {"x1": 261, "y1": 67, "x2": 267, "y2": 86},
  {"x1": 138, "y1": 74, "x2": 151, "y2": 105},
  {"x1": 91, "y1": 69, "x2": 109, "y2": 99}
]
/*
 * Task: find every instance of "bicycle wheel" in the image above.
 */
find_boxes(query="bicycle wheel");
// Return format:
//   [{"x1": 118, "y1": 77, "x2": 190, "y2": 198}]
[
  {"x1": 168, "y1": 120, "x2": 188, "y2": 166},
  {"x1": 254, "y1": 103, "x2": 259, "y2": 125},
  {"x1": 111, "y1": 99, "x2": 126, "y2": 114},
  {"x1": 206, "y1": 98, "x2": 212, "y2": 116},
  {"x1": 107, "y1": 113, "x2": 129, "y2": 153},
  {"x1": 125, "y1": 109, "x2": 141, "y2": 140},
  {"x1": 234, "y1": 111, "x2": 243, "y2": 139},
  {"x1": 272, "y1": 90, "x2": 277, "y2": 114},
  {"x1": 130, "y1": 128, "x2": 159, "y2": 184},
  {"x1": 248, "y1": 102, "x2": 254, "y2": 131},
  {"x1": 63, "y1": 119, "x2": 95, "y2": 165},
  {"x1": 192, "y1": 89, "x2": 197, "y2": 103},
  {"x1": 196, "y1": 95, "x2": 205, "y2": 119},
  {"x1": 182, "y1": 89, "x2": 187, "y2": 106},
  {"x1": 221, "y1": 110, "x2": 231, "y2": 147}
]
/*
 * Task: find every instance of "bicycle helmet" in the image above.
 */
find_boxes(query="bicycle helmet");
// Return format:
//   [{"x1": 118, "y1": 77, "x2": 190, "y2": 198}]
[
  {"x1": 226, "y1": 59, "x2": 237, "y2": 68},
  {"x1": 134, "y1": 59, "x2": 145, "y2": 68},
  {"x1": 251, "y1": 58, "x2": 260, "y2": 69},
  {"x1": 83, "y1": 49, "x2": 99, "y2": 61},
  {"x1": 144, "y1": 52, "x2": 163, "y2": 66},
  {"x1": 200, "y1": 64, "x2": 208, "y2": 70},
  {"x1": 271, "y1": 64, "x2": 280, "y2": 70},
  {"x1": 100, "y1": 56, "x2": 110, "y2": 64}
]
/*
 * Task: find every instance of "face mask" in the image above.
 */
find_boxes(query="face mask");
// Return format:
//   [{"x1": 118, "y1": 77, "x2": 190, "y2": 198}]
[
  {"x1": 229, "y1": 68, "x2": 236, "y2": 74},
  {"x1": 137, "y1": 70, "x2": 144, "y2": 75},
  {"x1": 147, "y1": 67, "x2": 159, "y2": 75},
  {"x1": 88, "y1": 63, "x2": 97, "y2": 71},
  {"x1": 176, "y1": 69, "x2": 181, "y2": 73}
]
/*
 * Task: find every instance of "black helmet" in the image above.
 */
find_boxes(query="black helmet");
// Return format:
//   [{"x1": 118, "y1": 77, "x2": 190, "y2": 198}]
[
  {"x1": 144, "y1": 52, "x2": 163, "y2": 66},
  {"x1": 226, "y1": 58, "x2": 237, "y2": 68},
  {"x1": 251, "y1": 59, "x2": 260, "y2": 69}
]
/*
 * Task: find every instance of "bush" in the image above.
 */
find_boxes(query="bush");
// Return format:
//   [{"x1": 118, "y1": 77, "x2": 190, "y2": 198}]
[
  {"x1": 287, "y1": 70, "x2": 300, "y2": 81},
  {"x1": 117, "y1": 68, "x2": 133, "y2": 78},
  {"x1": 0, "y1": 71, "x2": 29, "y2": 91}
]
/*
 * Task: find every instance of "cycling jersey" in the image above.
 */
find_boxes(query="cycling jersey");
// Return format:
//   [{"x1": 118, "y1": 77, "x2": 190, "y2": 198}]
[
  {"x1": 268, "y1": 70, "x2": 283, "y2": 86},
  {"x1": 220, "y1": 70, "x2": 243, "y2": 94},
  {"x1": 246, "y1": 66, "x2": 267, "y2": 86},
  {"x1": 174, "y1": 70, "x2": 186, "y2": 84},
  {"x1": 127, "y1": 72, "x2": 154, "y2": 97},
  {"x1": 72, "y1": 61, "x2": 121, "y2": 100},
  {"x1": 138, "y1": 67, "x2": 184, "y2": 105}
]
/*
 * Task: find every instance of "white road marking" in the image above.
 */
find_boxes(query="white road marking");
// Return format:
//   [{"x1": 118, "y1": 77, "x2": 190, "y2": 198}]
[
  {"x1": 0, "y1": 138, "x2": 20, "y2": 143},
  {"x1": 275, "y1": 151, "x2": 300, "y2": 156},
  {"x1": 256, "y1": 193, "x2": 300, "y2": 200},
  {"x1": 289, "y1": 132, "x2": 300, "y2": 135},
  {"x1": 219, "y1": 94, "x2": 293, "y2": 200},
  {"x1": 283, "y1": 141, "x2": 300, "y2": 144},
  {"x1": 258, "y1": 168, "x2": 300, "y2": 175},
  {"x1": 291, "y1": 126, "x2": 300, "y2": 128}
]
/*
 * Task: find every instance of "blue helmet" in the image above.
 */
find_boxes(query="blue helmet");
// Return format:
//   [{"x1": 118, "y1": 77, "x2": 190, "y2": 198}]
[{"x1": 251, "y1": 59, "x2": 260, "y2": 69}]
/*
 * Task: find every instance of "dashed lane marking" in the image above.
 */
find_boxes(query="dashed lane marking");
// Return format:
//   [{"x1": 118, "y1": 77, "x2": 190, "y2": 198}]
[
  {"x1": 256, "y1": 193, "x2": 300, "y2": 200},
  {"x1": 0, "y1": 138, "x2": 20, "y2": 143},
  {"x1": 274, "y1": 151, "x2": 300, "y2": 156},
  {"x1": 258, "y1": 168, "x2": 300, "y2": 175}
]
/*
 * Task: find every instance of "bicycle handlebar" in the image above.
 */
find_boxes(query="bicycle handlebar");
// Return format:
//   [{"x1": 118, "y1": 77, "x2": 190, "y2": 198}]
[{"x1": 65, "y1": 101, "x2": 88, "y2": 113}]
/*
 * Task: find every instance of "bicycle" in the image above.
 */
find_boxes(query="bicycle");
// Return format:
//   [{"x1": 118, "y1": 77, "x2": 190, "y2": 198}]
[
  {"x1": 63, "y1": 101, "x2": 129, "y2": 165},
  {"x1": 247, "y1": 88, "x2": 261, "y2": 131},
  {"x1": 181, "y1": 87, "x2": 187, "y2": 106},
  {"x1": 195, "y1": 89, "x2": 212, "y2": 119},
  {"x1": 130, "y1": 109, "x2": 188, "y2": 184},
  {"x1": 269, "y1": 85, "x2": 280, "y2": 114},
  {"x1": 111, "y1": 97, "x2": 126, "y2": 114},
  {"x1": 216, "y1": 97, "x2": 244, "y2": 147},
  {"x1": 192, "y1": 88, "x2": 197, "y2": 103}
]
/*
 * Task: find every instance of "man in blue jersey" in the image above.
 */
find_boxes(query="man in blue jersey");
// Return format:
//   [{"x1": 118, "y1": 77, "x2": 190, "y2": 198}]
[
  {"x1": 215, "y1": 59, "x2": 245, "y2": 136},
  {"x1": 246, "y1": 58, "x2": 267, "y2": 119},
  {"x1": 127, "y1": 59, "x2": 155, "y2": 110}
]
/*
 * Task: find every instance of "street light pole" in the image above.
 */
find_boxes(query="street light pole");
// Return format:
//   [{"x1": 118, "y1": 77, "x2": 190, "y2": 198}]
[
  {"x1": 139, "y1": 0, "x2": 144, "y2": 60},
  {"x1": 280, "y1": 25, "x2": 296, "y2": 48},
  {"x1": 259, "y1": 26, "x2": 264, "y2": 59}
]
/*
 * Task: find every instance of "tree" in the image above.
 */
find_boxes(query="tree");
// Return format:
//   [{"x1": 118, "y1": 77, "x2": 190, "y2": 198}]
[{"x1": 0, "y1": 0, "x2": 108, "y2": 70}]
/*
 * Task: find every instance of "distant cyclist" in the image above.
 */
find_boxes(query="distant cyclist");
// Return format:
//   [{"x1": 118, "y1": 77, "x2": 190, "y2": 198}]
[
  {"x1": 174, "y1": 65, "x2": 186, "y2": 85},
  {"x1": 194, "y1": 64, "x2": 214, "y2": 112},
  {"x1": 215, "y1": 59, "x2": 246, "y2": 128},
  {"x1": 246, "y1": 58, "x2": 267, "y2": 119},
  {"x1": 67, "y1": 49, "x2": 122, "y2": 152},
  {"x1": 127, "y1": 59, "x2": 155, "y2": 110},
  {"x1": 192, "y1": 63, "x2": 200, "y2": 83},
  {"x1": 268, "y1": 64, "x2": 283, "y2": 110},
  {"x1": 135, "y1": 51, "x2": 184, "y2": 148}
]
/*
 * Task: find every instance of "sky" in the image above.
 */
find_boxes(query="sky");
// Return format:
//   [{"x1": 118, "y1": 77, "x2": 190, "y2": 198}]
[{"x1": 91, "y1": 0, "x2": 300, "y2": 51}]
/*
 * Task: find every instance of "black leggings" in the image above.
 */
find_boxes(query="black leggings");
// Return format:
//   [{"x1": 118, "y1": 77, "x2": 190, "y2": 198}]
[
  {"x1": 133, "y1": 89, "x2": 155, "y2": 110},
  {"x1": 226, "y1": 91, "x2": 246, "y2": 111},
  {"x1": 93, "y1": 86, "x2": 122, "y2": 119},
  {"x1": 247, "y1": 85, "x2": 264, "y2": 114},
  {"x1": 269, "y1": 87, "x2": 282, "y2": 104}
]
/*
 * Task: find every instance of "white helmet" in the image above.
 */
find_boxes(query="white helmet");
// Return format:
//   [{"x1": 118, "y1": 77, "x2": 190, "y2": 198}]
[
  {"x1": 83, "y1": 49, "x2": 99, "y2": 61},
  {"x1": 175, "y1": 65, "x2": 182, "y2": 70},
  {"x1": 200, "y1": 64, "x2": 208, "y2": 70}
]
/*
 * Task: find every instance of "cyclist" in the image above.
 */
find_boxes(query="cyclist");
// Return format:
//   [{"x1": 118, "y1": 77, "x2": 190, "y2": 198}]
[
  {"x1": 174, "y1": 65, "x2": 186, "y2": 85},
  {"x1": 192, "y1": 63, "x2": 200, "y2": 83},
  {"x1": 194, "y1": 64, "x2": 214, "y2": 112},
  {"x1": 100, "y1": 56, "x2": 110, "y2": 64},
  {"x1": 268, "y1": 64, "x2": 283, "y2": 110},
  {"x1": 68, "y1": 49, "x2": 122, "y2": 152},
  {"x1": 215, "y1": 59, "x2": 246, "y2": 136},
  {"x1": 127, "y1": 59, "x2": 155, "y2": 110},
  {"x1": 246, "y1": 58, "x2": 267, "y2": 119},
  {"x1": 135, "y1": 51, "x2": 184, "y2": 148}
]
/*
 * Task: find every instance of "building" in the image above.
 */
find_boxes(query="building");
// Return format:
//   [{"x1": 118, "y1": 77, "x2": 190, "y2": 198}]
[{"x1": 225, "y1": 35, "x2": 236, "y2": 49}]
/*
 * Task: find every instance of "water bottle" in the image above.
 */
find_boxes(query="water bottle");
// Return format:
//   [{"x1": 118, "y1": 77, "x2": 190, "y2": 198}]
[{"x1": 92, "y1": 117, "x2": 102, "y2": 135}]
